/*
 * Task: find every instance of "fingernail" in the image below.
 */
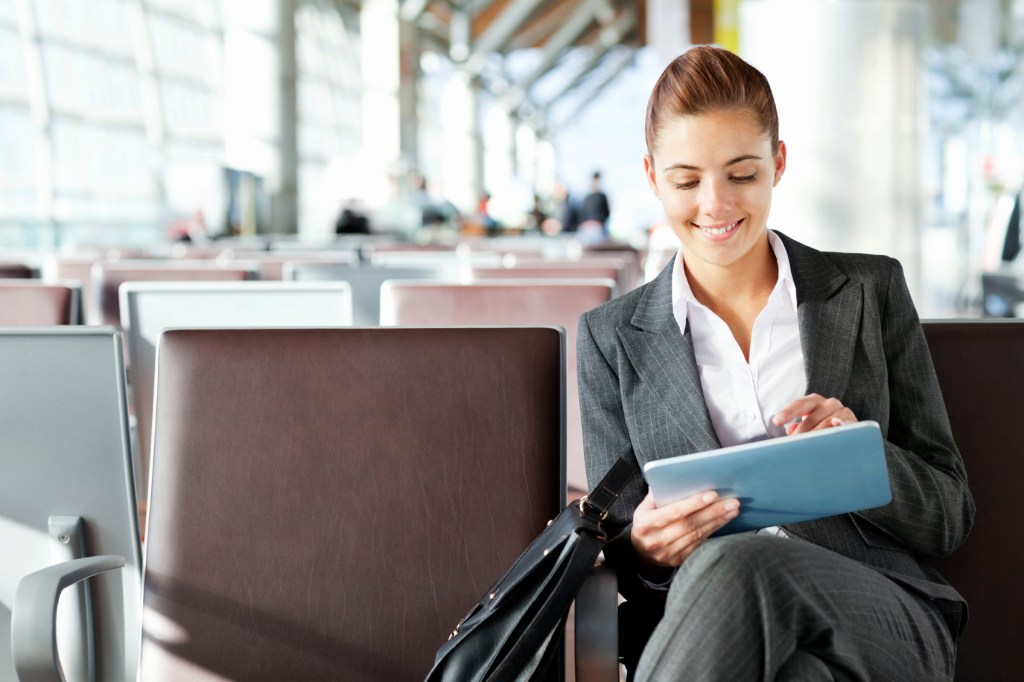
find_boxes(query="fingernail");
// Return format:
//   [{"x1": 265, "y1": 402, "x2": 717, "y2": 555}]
[
  {"x1": 724, "y1": 499, "x2": 739, "y2": 512},
  {"x1": 702, "y1": 491, "x2": 718, "y2": 503},
  {"x1": 772, "y1": 413, "x2": 785, "y2": 425},
  {"x1": 831, "y1": 417, "x2": 844, "y2": 426}
]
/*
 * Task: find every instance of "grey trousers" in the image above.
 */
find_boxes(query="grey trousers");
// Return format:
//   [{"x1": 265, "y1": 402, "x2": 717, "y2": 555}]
[{"x1": 634, "y1": 534, "x2": 955, "y2": 682}]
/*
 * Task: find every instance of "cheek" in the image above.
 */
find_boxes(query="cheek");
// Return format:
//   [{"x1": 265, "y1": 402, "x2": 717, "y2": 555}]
[{"x1": 659, "y1": 192, "x2": 694, "y2": 219}]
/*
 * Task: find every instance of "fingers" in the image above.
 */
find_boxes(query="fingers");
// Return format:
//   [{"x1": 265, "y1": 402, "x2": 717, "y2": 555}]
[
  {"x1": 772, "y1": 394, "x2": 859, "y2": 434},
  {"x1": 631, "y1": 491, "x2": 740, "y2": 567}
]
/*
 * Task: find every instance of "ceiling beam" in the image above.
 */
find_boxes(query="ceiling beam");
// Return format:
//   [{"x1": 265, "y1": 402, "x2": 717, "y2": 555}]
[
  {"x1": 554, "y1": 45, "x2": 636, "y2": 127},
  {"x1": 399, "y1": 0, "x2": 432, "y2": 22},
  {"x1": 507, "y1": 3, "x2": 635, "y2": 112},
  {"x1": 540, "y1": 40, "x2": 622, "y2": 118},
  {"x1": 461, "y1": 0, "x2": 548, "y2": 72},
  {"x1": 502, "y1": 0, "x2": 611, "y2": 108}
]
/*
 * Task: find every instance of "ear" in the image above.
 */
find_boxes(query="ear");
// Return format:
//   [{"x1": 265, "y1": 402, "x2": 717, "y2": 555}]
[
  {"x1": 643, "y1": 154, "x2": 660, "y2": 197},
  {"x1": 773, "y1": 141, "x2": 787, "y2": 187}
]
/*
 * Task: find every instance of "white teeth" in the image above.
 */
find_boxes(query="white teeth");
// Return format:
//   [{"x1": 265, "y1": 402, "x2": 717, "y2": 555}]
[{"x1": 696, "y1": 221, "x2": 738, "y2": 236}]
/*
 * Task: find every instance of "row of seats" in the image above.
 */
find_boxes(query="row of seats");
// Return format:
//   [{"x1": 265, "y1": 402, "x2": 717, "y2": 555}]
[
  {"x1": 1, "y1": 326, "x2": 595, "y2": 681},
  {"x1": 2, "y1": 249, "x2": 639, "y2": 498},
  {"x1": 4, "y1": 321, "x2": 1021, "y2": 680}
]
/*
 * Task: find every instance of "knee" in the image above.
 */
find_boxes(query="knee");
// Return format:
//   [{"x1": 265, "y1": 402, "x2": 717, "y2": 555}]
[
  {"x1": 679, "y1": 533, "x2": 775, "y2": 579},
  {"x1": 667, "y1": 534, "x2": 785, "y2": 606}
]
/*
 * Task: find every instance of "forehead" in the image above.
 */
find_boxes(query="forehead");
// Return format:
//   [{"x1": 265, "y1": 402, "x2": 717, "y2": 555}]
[{"x1": 653, "y1": 110, "x2": 771, "y2": 165}]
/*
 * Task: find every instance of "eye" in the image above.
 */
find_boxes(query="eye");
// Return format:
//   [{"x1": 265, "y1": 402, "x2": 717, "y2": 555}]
[
  {"x1": 673, "y1": 180, "x2": 699, "y2": 190},
  {"x1": 731, "y1": 174, "x2": 756, "y2": 184}
]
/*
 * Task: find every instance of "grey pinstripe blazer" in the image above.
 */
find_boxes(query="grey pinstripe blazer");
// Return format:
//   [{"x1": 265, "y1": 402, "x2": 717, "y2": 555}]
[{"x1": 577, "y1": 231, "x2": 974, "y2": 636}]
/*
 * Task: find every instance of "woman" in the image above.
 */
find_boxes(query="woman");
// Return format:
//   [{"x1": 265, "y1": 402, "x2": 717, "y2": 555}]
[{"x1": 577, "y1": 45, "x2": 973, "y2": 680}]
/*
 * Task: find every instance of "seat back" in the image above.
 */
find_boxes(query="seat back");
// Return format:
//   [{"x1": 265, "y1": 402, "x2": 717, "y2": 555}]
[
  {"x1": 980, "y1": 269, "x2": 1024, "y2": 317},
  {"x1": 0, "y1": 327, "x2": 141, "y2": 682},
  {"x1": 120, "y1": 281, "x2": 354, "y2": 509},
  {"x1": 0, "y1": 262, "x2": 33, "y2": 278},
  {"x1": 923, "y1": 319, "x2": 1024, "y2": 680},
  {"x1": 0, "y1": 281, "x2": 81, "y2": 324},
  {"x1": 470, "y1": 264, "x2": 622, "y2": 295},
  {"x1": 283, "y1": 263, "x2": 460, "y2": 325},
  {"x1": 380, "y1": 280, "x2": 614, "y2": 494},
  {"x1": 249, "y1": 251, "x2": 360, "y2": 280},
  {"x1": 91, "y1": 260, "x2": 258, "y2": 326},
  {"x1": 142, "y1": 327, "x2": 564, "y2": 681}
]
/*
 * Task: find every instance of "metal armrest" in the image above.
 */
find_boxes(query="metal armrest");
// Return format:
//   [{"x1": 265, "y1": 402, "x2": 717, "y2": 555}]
[
  {"x1": 575, "y1": 558, "x2": 619, "y2": 682},
  {"x1": 11, "y1": 555, "x2": 126, "y2": 682}
]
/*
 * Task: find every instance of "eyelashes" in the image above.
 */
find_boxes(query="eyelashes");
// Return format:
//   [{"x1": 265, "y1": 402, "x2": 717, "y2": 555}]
[{"x1": 672, "y1": 174, "x2": 757, "y2": 191}]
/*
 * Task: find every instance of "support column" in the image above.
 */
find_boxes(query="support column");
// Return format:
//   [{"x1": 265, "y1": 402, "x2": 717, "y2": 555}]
[
  {"x1": 441, "y1": 70, "x2": 482, "y2": 212},
  {"x1": 273, "y1": 0, "x2": 298, "y2": 234},
  {"x1": 741, "y1": 0, "x2": 926, "y2": 298},
  {"x1": 360, "y1": 0, "x2": 419, "y2": 207},
  {"x1": 223, "y1": 0, "x2": 294, "y2": 234},
  {"x1": 646, "y1": 0, "x2": 690, "y2": 64}
]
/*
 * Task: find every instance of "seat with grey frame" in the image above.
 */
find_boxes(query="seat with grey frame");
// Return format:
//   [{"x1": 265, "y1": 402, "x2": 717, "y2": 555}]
[
  {"x1": 924, "y1": 319, "x2": 1024, "y2": 680},
  {"x1": 282, "y1": 262, "x2": 460, "y2": 325},
  {"x1": 574, "y1": 320, "x2": 1018, "y2": 681},
  {"x1": 3, "y1": 327, "x2": 142, "y2": 682},
  {"x1": 0, "y1": 281, "x2": 82, "y2": 325},
  {"x1": 135, "y1": 327, "x2": 566, "y2": 680},
  {"x1": 119, "y1": 281, "x2": 353, "y2": 513}
]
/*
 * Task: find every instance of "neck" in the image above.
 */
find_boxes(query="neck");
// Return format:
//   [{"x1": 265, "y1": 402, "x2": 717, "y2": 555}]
[{"x1": 683, "y1": 236, "x2": 778, "y2": 310}]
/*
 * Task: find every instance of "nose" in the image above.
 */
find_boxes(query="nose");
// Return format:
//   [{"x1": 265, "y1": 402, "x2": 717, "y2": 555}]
[{"x1": 698, "y1": 178, "x2": 731, "y2": 218}]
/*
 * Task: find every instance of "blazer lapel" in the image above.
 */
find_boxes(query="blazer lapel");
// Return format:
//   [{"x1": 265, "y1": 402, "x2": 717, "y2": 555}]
[
  {"x1": 778, "y1": 232, "x2": 863, "y2": 401},
  {"x1": 617, "y1": 260, "x2": 721, "y2": 454}
]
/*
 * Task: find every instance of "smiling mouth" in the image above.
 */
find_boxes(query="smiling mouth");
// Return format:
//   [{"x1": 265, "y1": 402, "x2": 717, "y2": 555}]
[{"x1": 693, "y1": 219, "x2": 742, "y2": 236}]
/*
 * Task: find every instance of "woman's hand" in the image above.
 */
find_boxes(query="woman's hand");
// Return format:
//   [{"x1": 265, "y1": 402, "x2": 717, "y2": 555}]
[
  {"x1": 630, "y1": 490, "x2": 739, "y2": 568},
  {"x1": 772, "y1": 393, "x2": 859, "y2": 435}
]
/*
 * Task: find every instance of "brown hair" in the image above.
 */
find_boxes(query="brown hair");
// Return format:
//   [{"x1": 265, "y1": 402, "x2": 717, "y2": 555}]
[{"x1": 644, "y1": 45, "x2": 779, "y2": 155}]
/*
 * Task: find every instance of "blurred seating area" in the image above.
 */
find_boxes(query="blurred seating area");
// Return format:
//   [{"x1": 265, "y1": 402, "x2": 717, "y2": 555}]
[{"x1": 0, "y1": 231, "x2": 645, "y2": 680}]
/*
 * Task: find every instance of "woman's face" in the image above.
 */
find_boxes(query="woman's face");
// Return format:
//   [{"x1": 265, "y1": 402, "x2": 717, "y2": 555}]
[{"x1": 644, "y1": 109, "x2": 786, "y2": 274}]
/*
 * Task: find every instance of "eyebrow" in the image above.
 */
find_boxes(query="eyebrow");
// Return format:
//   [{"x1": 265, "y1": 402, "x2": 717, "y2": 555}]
[{"x1": 663, "y1": 154, "x2": 762, "y2": 172}]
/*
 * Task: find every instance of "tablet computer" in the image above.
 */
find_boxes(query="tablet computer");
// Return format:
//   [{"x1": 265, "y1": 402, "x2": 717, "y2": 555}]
[{"x1": 643, "y1": 421, "x2": 891, "y2": 535}]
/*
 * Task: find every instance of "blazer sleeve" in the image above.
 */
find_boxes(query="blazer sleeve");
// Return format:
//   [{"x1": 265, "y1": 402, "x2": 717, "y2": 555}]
[
  {"x1": 854, "y1": 259, "x2": 975, "y2": 558},
  {"x1": 577, "y1": 310, "x2": 675, "y2": 600}
]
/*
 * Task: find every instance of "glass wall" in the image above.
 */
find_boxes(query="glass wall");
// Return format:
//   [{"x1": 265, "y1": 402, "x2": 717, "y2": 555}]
[{"x1": 0, "y1": 0, "x2": 364, "y2": 248}]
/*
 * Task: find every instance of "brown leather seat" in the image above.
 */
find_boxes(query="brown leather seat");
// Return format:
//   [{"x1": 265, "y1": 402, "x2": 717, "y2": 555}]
[
  {"x1": 0, "y1": 281, "x2": 80, "y2": 325},
  {"x1": 470, "y1": 263, "x2": 625, "y2": 295},
  {"x1": 924, "y1": 319, "x2": 1024, "y2": 680},
  {"x1": 474, "y1": 254, "x2": 637, "y2": 293},
  {"x1": 380, "y1": 280, "x2": 615, "y2": 496},
  {"x1": 0, "y1": 262, "x2": 33, "y2": 278},
  {"x1": 90, "y1": 260, "x2": 257, "y2": 326},
  {"x1": 143, "y1": 327, "x2": 564, "y2": 681}
]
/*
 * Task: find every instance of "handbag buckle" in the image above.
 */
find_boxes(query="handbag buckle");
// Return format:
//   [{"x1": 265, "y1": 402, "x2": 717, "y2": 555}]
[{"x1": 578, "y1": 495, "x2": 609, "y2": 521}]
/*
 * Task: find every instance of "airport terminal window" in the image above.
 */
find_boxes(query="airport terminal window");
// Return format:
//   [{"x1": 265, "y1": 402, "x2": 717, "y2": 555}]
[
  {"x1": 296, "y1": 1, "x2": 361, "y2": 234},
  {"x1": 161, "y1": 80, "x2": 222, "y2": 140},
  {"x1": 0, "y1": 1, "x2": 15, "y2": 27},
  {"x1": 33, "y1": 0, "x2": 135, "y2": 56},
  {"x1": 43, "y1": 45, "x2": 143, "y2": 120},
  {"x1": 147, "y1": 12, "x2": 222, "y2": 82},
  {"x1": 0, "y1": 27, "x2": 27, "y2": 99}
]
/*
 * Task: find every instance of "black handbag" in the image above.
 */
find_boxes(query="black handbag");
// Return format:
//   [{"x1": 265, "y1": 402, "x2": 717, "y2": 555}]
[{"x1": 424, "y1": 458, "x2": 636, "y2": 682}]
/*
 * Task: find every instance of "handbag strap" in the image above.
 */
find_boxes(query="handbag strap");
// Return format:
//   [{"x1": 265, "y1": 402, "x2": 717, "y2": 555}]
[
  {"x1": 490, "y1": 525, "x2": 605, "y2": 682},
  {"x1": 580, "y1": 457, "x2": 636, "y2": 518}
]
